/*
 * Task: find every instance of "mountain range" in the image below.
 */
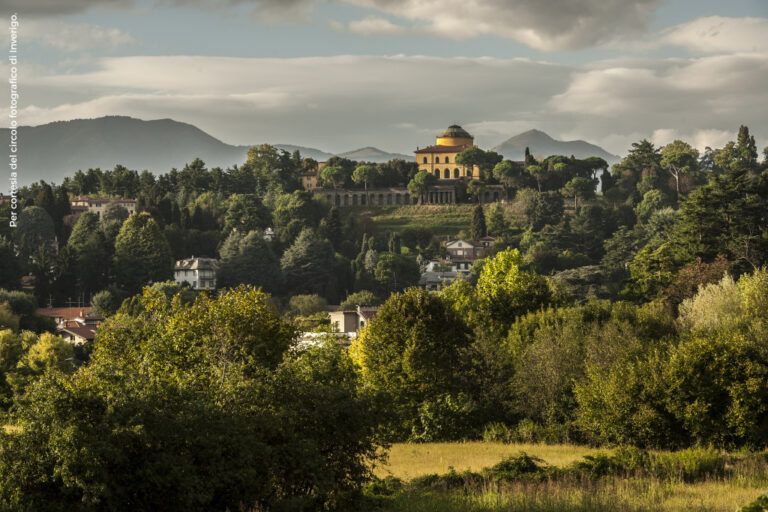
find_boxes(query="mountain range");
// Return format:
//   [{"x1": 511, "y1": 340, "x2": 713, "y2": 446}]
[
  {"x1": 2, "y1": 117, "x2": 619, "y2": 185},
  {"x1": 492, "y1": 129, "x2": 619, "y2": 162}
]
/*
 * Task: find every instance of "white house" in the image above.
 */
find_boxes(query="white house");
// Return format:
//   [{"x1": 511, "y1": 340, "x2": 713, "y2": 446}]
[{"x1": 174, "y1": 257, "x2": 217, "y2": 290}]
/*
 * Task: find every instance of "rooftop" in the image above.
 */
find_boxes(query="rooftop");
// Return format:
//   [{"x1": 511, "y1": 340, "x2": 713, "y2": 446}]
[
  {"x1": 174, "y1": 257, "x2": 217, "y2": 271},
  {"x1": 415, "y1": 143, "x2": 473, "y2": 154},
  {"x1": 439, "y1": 125, "x2": 473, "y2": 140}
]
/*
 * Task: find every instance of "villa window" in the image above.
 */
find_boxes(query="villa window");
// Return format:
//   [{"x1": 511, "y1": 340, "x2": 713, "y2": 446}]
[
  {"x1": 434, "y1": 170, "x2": 440, "y2": 177},
  {"x1": 444, "y1": 169, "x2": 450, "y2": 178},
  {"x1": 454, "y1": 168, "x2": 460, "y2": 178},
  {"x1": 423, "y1": 157, "x2": 427, "y2": 163}
]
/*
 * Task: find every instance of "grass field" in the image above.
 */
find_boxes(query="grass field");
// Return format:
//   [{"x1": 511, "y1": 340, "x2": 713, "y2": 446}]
[
  {"x1": 374, "y1": 442, "x2": 604, "y2": 480},
  {"x1": 360, "y1": 205, "x2": 476, "y2": 235},
  {"x1": 372, "y1": 442, "x2": 768, "y2": 512}
]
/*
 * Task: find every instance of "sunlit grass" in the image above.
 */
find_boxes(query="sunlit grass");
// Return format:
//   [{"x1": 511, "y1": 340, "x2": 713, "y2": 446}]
[
  {"x1": 373, "y1": 442, "x2": 768, "y2": 512},
  {"x1": 375, "y1": 442, "x2": 605, "y2": 480}
]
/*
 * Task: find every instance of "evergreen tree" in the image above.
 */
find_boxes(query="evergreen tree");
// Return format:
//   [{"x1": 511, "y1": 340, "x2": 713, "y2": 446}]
[
  {"x1": 470, "y1": 204, "x2": 487, "y2": 240},
  {"x1": 320, "y1": 207, "x2": 343, "y2": 249},
  {"x1": 67, "y1": 212, "x2": 110, "y2": 297},
  {"x1": 216, "y1": 230, "x2": 283, "y2": 293},
  {"x1": 487, "y1": 204, "x2": 509, "y2": 237},
  {"x1": 114, "y1": 213, "x2": 174, "y2": 294},
  {"x1": 280, "y1": 228, "x2": 335, "y2": 297},
  {"x1": 223, "y1": 194, "x2": 271, "y2": 235},
  {"x1": 0, "y1": 237, "x2": 21, "y2": 290}
]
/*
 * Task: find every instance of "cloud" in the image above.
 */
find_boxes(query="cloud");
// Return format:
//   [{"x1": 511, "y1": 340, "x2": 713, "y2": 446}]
[
  {"x1": 1, "y1": 0, "x2": 136, "y2": 16},
  {"x1": 346, "y1": 16, "x2": 407, "y2": 36},
  {"x1": 651, "y1": 16, "x2": 768, "y2": 54},
  {"x1": 346, "y1": 0, "x2": 666, "y2": 50},
  {"x1": 14, "y1": 0, "x2": 668, "y2": 51},
  {"x1": 0, "y1": 20, "x2": 136, "y2": 51},
  {"x1": 650, "y1": 128, "x2": 735, "y2": 151},
  {"x1": 8, "y1": 53, "x2": 766, "y2": 156}
]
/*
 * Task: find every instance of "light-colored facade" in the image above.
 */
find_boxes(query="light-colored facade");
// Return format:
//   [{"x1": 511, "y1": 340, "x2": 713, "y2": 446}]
[
  {"x1": 70, "y1": 196, "x2": 137, "y2": 219},
  {"x1": 174, "y1": 257, "x2": 217, "y2": 290},
  {"x1": 415, "y1": 125, "x2": 480, "y2": 180},
  {"x1": 329, "y1": 305, "x2": 379, "y2": 334}
]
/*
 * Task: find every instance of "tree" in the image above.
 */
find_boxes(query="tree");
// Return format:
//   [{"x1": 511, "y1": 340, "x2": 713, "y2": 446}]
[
  {"x1": 561, "y1": 177, "x2": 596, "y2": 210},
  {"x1": 352, "y1": 164, "x2": 379, "y2": 193},
  {"x1": 320, "y1": 165, "x2": 346, "y2": 190},
  {"x1": 319, "y1": 206, "x2": 343, "y2": 249},
  {"x1": 476, "y1": 248, "x2": 552, "y2": 334},
  {"x1": 114, "y1": 213, "x2": 174, "y2": 294},
  {"x1": 14, "y1": 206, "x2": 56, "y2": 263},
  {"x1": 634, "y1": 189, "x2": 670, "y2": 224},
  {"x1": 0, "y1": 238, "x2": 21, "y2": 290},
  {"x1": 525, "y1": 191, "x2": 564, "y2": 230},
  {"x1": 216, "y1": 230, "x2": 283, "y2": 293},
  {"x1": 493, "y1": 160, "x2": 526, "y2": 198},
  {"x1": 223, "y1": 194, "x2": 271, "y2": 234},
  {"x1": 373, "y1": 253, "x2": 421, "y2": 294},
  {"x1": 0, "y1": 287, "x2": 379, "y2": 510},
  {"x1": 351, "y1": 287, "x2": 472, "y2": 439},
  {"x1": 470, "y1": 204, "x2": 487, "y2": 240},
  {"x1": 660, "y1": 140, "x2": 699, "y2": 200},
  {"x1": 280, "y1": 228, "x2": 335, "y2": 297},
  {"x1": 340, "y1": 290, "x2": 381, "y2": 310},
  {"x1": 101, "y1": 202, "x2": 130, "y2": 224},
  {"x1": 467, "y1": 179, "x2": 486, "y2": 203},
  {"x1": 407, "y1": 170, "x2": 437, "y2": 204},
  {"x1": 67, "y1": 212, "x2": 110, "y2": 296},
  {"x1": 288, "y1": 294, "x2": 328, "y2": 316},
  {"x1": 487, "y1": 204, "x2": 509, "y2": 237}
]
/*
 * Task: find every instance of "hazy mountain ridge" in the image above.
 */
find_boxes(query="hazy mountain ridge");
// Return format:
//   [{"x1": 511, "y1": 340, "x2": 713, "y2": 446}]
[
  {"x1": 493, "y1": 129, "x2": 620, "y2": 163},
  {"x1": 4, "y1": 117, "x2": 618, "y2": 184}
]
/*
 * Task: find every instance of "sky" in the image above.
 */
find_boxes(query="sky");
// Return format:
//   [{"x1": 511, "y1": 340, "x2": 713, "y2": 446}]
[{"x1": 2, "y1": 0, "x2": 767, "y2": 157}]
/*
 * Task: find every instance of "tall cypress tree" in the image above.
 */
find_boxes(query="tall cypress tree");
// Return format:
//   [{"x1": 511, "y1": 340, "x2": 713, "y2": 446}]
[
  {"x1": 114, "y1": 212, "x2": 173, "y2": 293},
  {"x1": 470, "y1": 204, "x2": 487, "y2": 240}
]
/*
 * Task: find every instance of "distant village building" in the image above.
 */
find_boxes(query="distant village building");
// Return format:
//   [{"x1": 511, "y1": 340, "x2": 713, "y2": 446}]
[
  {"x1": 36, "y1": 307, "x2": 104, "y2": 345},
  {"x1": 419, "y1": 270, "x2": 460, "y2": 291},
  {"x1": 60, "y1": 325, "x2": 99, "y2": 345},
  {"x1": 35, "y1": 307, "x2": 103, "y2": 328},
  {"x1": 70, "y1": 196, "x2": 137, "y2": 218},
  {"x1": 328, "y1": 305, "x2": 379, "y2": 335},
  {"x1": 174, "y1": 257, "x2": 217, "y2": 290}
]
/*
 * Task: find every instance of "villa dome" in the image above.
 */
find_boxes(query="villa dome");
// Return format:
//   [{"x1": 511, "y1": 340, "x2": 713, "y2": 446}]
[{"x1": 439, "y1": 125, "x2": 473, "y2": 140}]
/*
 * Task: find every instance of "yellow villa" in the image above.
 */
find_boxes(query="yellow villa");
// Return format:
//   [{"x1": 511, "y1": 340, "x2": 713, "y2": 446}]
[{"x1": 415, "y1": 125, "x2": 480, "y2": 180}]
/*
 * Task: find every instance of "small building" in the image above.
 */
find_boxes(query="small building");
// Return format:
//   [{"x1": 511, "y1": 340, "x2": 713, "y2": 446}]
[
  {"x1": 328, "y1": 305, "x2": 379, "y2": 335},
  {"x1": 174, "y1": 257, "x2": 217, "y2": 290},
  {"x1": 36, "y1": 307, "x2": 103, "y2": 327},
  {"x1": 60, "y1": 325, "x2": 98, "y2": 345},
  {"x1": 70, "y1": 196, "x2": 137, "y2": 219},
  {"x1": 445, "y1": 239, "x2": 484, "y2": 262},
  {"x1": 419, "y1": 270, "x2": 459, "y2": 291}
]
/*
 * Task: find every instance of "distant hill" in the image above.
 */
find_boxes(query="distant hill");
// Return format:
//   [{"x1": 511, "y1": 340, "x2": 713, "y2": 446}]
[
  {"x1": 2, "y1": 116, "x2": 251, "y2": 184},
  {"x1": 336, "y1": 146, "x2": 413, "y2": 163},
  {"x1": 493, "y1": 129, "x2": 619, "y2": 163},
  {"x1": 274, "y1": 144, "x2": 333, "y2": 162},
  {"x1": 4, "y1": 117, "x2": 417, "y2": 185}
]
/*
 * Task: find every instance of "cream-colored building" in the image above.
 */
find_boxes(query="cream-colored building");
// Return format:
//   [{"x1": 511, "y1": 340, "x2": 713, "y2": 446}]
[
  {"x1": 415, "y1": 125, "x2": 480, "y2": 180},
  {"x1": 70, "y1": 196, "x2": 137, "y2": 219}
]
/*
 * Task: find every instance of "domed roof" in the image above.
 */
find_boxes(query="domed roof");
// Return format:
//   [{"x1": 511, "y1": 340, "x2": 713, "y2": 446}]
[{"x1": 439, "y1": 125, "x2": 473, "y2": 139}]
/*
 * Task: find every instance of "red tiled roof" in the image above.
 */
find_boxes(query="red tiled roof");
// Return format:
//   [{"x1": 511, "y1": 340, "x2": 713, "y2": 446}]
[
  {"x1": 61, "y1": 325, "x2": 98, "y2": 341},
  {"x1": 36, "y1": 307, "x2": 93, "y2": 320},
  {"x1": 414, "y1": 144, "x2": 473, "y2": 154}
]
